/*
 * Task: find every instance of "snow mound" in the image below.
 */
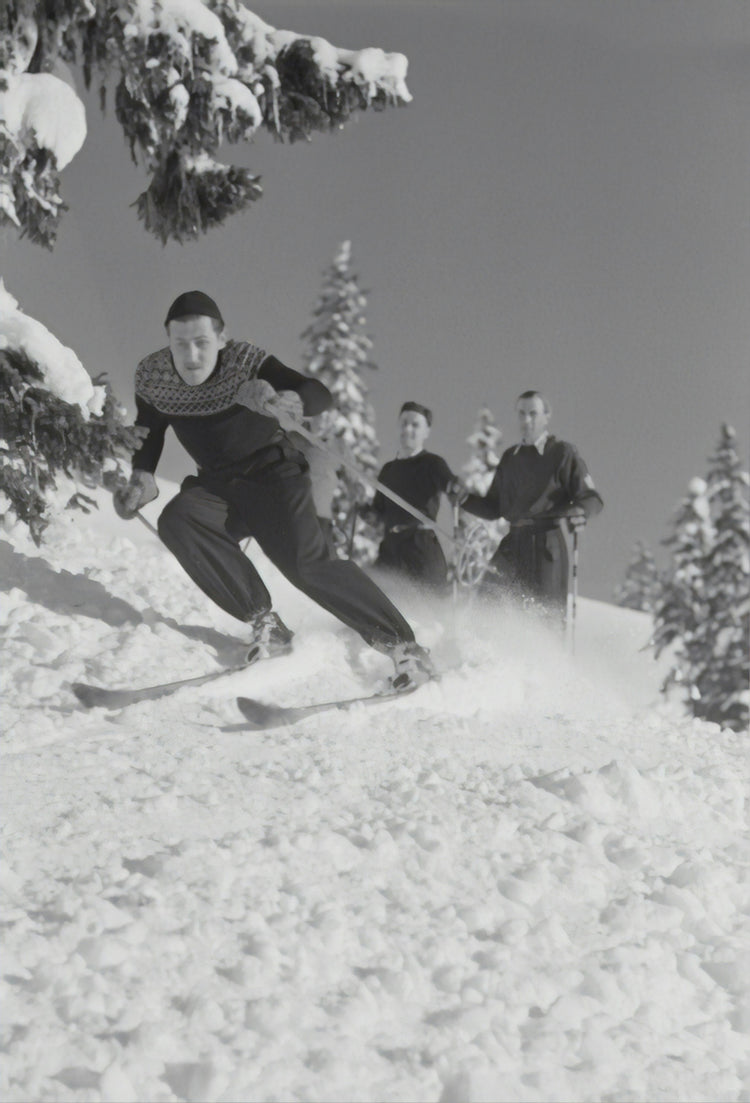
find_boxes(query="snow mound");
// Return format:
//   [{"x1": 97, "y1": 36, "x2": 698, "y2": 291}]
[{"x1": 1, "y1": 483, "x2": 747, "y2": 1103}]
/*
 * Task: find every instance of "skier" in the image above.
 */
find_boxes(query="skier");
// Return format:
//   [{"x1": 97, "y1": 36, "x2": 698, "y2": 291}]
[
  {"x1": 369, "y1": 402, "x2": 456, "y2": 593},
  {"x1": 113, "y1": 291, "x2": 434, "y2": 688},
  {"x1": 456, "y1": 390, "x2": 603, "y2": 621}
]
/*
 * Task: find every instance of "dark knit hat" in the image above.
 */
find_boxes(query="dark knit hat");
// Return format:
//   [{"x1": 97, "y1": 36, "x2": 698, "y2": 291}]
[
  {"x1": 400, "y1": 401, "x2": 432, "y2": 427},
  {"x1": 164, "y1": 291, "x2": 224, "y2": 328}
]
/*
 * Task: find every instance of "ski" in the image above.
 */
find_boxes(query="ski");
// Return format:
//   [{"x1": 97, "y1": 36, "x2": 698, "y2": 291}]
[
  {"x1": 226, "y1": 682, "x2": 424, "y2": 731},
  {"x1": 72, "y1": 663, "x2": 249, "y2": 710}
]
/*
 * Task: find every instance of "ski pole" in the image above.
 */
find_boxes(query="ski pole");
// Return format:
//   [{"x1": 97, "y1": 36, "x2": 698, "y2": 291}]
[
  {"x1": 346, "y1": 506, "x2": 358, "y2": 558},
  {"x1": 136, "y1": 511, "x2": 159, "y2": 539},
  {"x1": 450, "y1": 499, "x2": 463, "y2": 642},
  {"x1": 451, "y1": 500, "x2": 461, "y2": 608},
  {"x1": 569, "y1": 527, "x2": 579, "y2": 654}
]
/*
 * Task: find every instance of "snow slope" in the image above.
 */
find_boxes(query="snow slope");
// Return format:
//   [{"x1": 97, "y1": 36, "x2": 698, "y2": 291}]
[{"x1": 1, "y1": 483, "x2": 748, "y2": 1103}]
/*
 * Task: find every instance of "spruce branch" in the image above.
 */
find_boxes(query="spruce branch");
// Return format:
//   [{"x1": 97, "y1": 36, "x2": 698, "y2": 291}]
[{"x1": 2, "y1": 1, "x2": 411, "y2": 244}]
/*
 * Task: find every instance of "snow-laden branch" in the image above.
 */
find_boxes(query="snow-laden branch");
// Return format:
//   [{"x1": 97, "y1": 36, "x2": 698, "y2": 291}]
[
  {"x1": 0, "y1": 72, "x2": 87, "y2": 172},
  {"x1": 0, "y1": 0, "x2": 412, "y2": 246},
  {"x1": 0, "y1": 279, "x2": 146, "y2": 543},
  {"x1": 0, "y1": 281, "x2": 103, "y2": 416}
]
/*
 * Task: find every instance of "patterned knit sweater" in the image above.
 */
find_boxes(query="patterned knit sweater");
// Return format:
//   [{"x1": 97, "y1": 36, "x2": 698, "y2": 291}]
[{"x1": 131, "y1": 341, "x2": 330, "y2": 475}]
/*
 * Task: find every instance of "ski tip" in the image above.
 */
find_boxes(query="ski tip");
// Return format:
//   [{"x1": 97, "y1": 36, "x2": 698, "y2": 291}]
[
  {"x1": 235, "y1": 696, "x2": 291, "y2": 729},
  {"x1": 71, "y1": 682, "x2": 103, "y2": 708},
  {"x1": 71, "y1": 683, "x2": 126, "y2": 709}
]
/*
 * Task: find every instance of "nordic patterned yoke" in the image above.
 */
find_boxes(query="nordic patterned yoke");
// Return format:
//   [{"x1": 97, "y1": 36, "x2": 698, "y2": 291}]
[
  {"x1": 135, "y1": 341, "x2": 266, "y2": 417},
  {"x1": 130, "y1": 340, "x2": 332, "y2": 476}
]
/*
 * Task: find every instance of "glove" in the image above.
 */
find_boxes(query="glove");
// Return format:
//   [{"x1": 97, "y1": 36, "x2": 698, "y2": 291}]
[
  {"x1": 236, "y1": 378, "x2": 277, "y2": 412},
  {"x1": 113, "y1": 470, "x2": 158, "y2": 519},
  {"x1": 446, "y1": 478, "x2": 469, "y2": 506},
  {"x1": 265, "y1": 390, "x2": 304, "y2": 429},
  {"x1": 236, "y1": 379, "x2": 304, "y2": 429},
  {"x1": 352, "y1": 481, "x2": 371, "y2": 508},
  {"x1": 566, "y1": 507, "x2": 587, "y2": 532}
]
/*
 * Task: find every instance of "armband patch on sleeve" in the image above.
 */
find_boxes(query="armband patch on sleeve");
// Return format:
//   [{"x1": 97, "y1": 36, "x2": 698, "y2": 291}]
[{"x1": 584, "y1": 474, "x2": 596, "y2": 490}]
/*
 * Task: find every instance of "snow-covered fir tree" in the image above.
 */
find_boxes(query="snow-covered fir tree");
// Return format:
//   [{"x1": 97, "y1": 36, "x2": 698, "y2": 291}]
[
  {"x1": 300, "y1": 241, "x2": 381, "y2": 564},
  {"x1": 690, "y1": 424, "x2": 749, "y2": 731},
  {"x1": 0, "y1": 282, "x2": 142, "y2": 544},
  {"x1": 653, "y1": 427, "x2": 749, "y2": 732},
  {"x1": 652, "y1": 476, "x2": 714, "y2": 701},
  {"x1": 455, "y1": 406, "x2": 506, "y2": 587},
  {"x1": 614, "y1": 540, "x2": 662, "y2": 612},
  {"x1": 0, "y1": 1, "x2": 411, "y2": 247},
  {"x1": 463, "y1": 406, "x2": 502, "y2": 495}
]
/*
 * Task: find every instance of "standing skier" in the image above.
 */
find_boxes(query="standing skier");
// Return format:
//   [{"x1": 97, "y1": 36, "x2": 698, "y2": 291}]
[
  {"x1": 458, "y1": 390, "x2": 603, "y2": 620},
  {"x1": 113, "y1": 291, "x2": 434, "y2": 688},
  {"x1": 369, "y1": 402, "x2": 456, "y2": 593}
]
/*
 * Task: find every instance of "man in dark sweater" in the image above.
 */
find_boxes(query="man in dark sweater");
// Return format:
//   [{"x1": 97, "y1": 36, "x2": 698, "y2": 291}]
[
  {"x1": 371, "y1": 402, "x2": 456, "y2": 593},
  {"x1": 459, "y1": 390, "x2": 603, "y2": 620},
  {"x1": 113, "y1": 291, "x2": 433, "y2": 688}
]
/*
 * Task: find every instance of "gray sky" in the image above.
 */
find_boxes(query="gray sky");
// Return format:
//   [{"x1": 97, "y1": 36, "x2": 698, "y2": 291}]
[{"x1": 3, "y1": 0, "x2": 748, "y2": 599}]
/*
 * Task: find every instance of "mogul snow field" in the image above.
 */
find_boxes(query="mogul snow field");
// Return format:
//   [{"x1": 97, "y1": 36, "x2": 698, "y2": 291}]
[{"x1": 1, "y1": 487, "x2": 748, "y2": 1103}]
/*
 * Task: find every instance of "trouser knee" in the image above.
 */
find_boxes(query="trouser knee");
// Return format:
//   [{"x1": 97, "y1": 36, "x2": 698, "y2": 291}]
[{"x1": 157, "y1": 497, "x2": 191, "y2": 550}]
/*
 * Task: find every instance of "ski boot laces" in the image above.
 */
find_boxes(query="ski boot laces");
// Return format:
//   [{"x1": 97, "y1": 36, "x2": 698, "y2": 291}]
[
  {"x1": 390, "y1": 641, "x2": 435, "y2": 691},
  {"x1": 246, "y1": 611, "x2": 294, "y2": 665}
]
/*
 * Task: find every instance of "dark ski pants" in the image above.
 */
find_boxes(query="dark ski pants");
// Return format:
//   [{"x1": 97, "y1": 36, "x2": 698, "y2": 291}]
[
  {"x1": 377, "y1": 528, "x2": 450, "y2": 594},
  {"x1": 157, "y1": 459, "x2": 414, "y2": 650},
  {"x1": 481, "y1": 524, "x2": 568, "y2": 622}
]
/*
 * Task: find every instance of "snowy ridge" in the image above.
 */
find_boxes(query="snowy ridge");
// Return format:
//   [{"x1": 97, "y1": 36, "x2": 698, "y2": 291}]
[{"x1": 1, "y1": 484, "x2": 748, "y2": 1102}]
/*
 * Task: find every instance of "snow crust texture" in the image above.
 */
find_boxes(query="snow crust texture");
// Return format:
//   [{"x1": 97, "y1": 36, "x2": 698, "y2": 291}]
[{"x1": 1, "y1": 487, "x2": 748, "y2": 1103}]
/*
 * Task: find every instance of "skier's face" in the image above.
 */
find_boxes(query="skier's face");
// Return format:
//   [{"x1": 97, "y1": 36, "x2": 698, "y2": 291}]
[
  {"x1": 517, "y1": 395, "x2": 550, "y2": 445},
  {"x1": 399, "y1": 411, "x2": 430, "y2": 456},
  {"x1": 168, "y1": 316, "x2": 226, "y2": 385}
]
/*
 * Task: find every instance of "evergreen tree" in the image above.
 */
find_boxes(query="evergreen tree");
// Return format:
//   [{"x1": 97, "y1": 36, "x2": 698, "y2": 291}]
[
  {"x1": 653, "y1": 427, "x2": 750, "y2": 732},
  {"x1": 0, "y1": 285, "x2": 143, "y2": 544},
  {"x1": 300, "y1": 240, "x2": 381, "y2": 564},
  {"x1": 614, "y1": 540, "x2": 662, "y2": 612},
  {"x1": 653, "y1": 477, "x2": 714, "y2": 700},
  {"x1": 0, "y1": 1, "x2": 412, "y2": 247},
  {"x1": 463, "y1": 406, "x2": 502, "y2": 495},
  {"x1": 455, "y1": 406, "x2": 506, "y2": 587},
  {"x1": 691, "y1": 424, "x2": 749, "y2": 730}
]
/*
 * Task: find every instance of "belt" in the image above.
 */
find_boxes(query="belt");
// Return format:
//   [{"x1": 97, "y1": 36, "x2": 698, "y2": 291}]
[
  {"x1": 387, "y1": 522, "x2": 429, "y2": 535},
  {"x1": 203, "y1": 433, "x2": 293, "y2": 481},
  {"x1": 509, "y1": 517, "x2": 562, "y2": 531}
]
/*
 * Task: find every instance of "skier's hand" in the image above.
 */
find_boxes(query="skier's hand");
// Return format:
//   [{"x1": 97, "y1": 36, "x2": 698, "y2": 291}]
[
  {"x1": 446, "y1": 478, "x2": 468, "y2": 506},
  {"x1": 566, "y1": 507, "x2": 587, "y2": 532},
  {"x1": 113, "y1": 470, "x2": 158, "y2": 519},
  {"x1": 236, "y1": 378, "x2": 277, "y2": 413},
  {"x1": 306, "y1": 409, "x2": 335, "y2": 437},
  {"x1": 352, "y1": 481, "x2": 370, "y2": 508},
  {"x1": 236, "y1": 380, "x2": 304, "y2": 429},
  {"x1": 266, "y1": 390, "x2": 304, "y2": 429}
]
